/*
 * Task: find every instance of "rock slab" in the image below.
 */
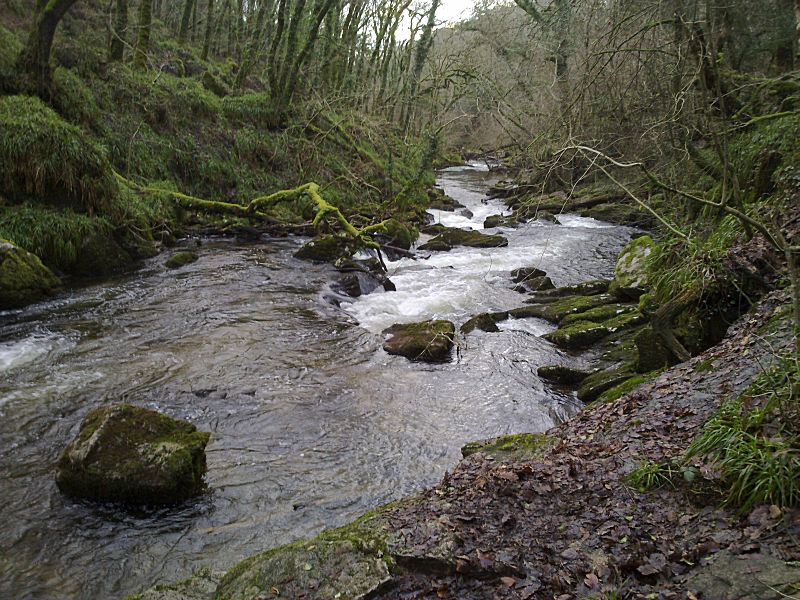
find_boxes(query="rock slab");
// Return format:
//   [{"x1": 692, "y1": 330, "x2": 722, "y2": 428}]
[{"x1": 56, "y1": 404, "x2": 210, "y2": 505}]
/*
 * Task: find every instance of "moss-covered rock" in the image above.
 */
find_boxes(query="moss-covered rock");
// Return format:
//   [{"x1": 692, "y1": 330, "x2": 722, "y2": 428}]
[
  {"x1": 461, "y1": 312, "x2": 507, "y2": 334},
  {"x1": 595, "y1": 371, "x2": 661, "y2": 404},
  {"x1": 461, "y1": 432, "x2": 553, "y2": 460},
  {"x1": 483, "y1": 214, "x2": 509, "y2": 228},
  {"x1": 613, "y1": 235, "x2": 655, "y2": 300},
  {"x1": 383, "y1": 320, "x2": 455, "y2": 362},
  {"x1": 427, "y1": 187, "x2": 464, "y2": 210},
  {"x1": 560, "y1": 303, "x2": 637, "y2": 326},
  {"x1": 537, "y1": 364, "x2": 592, "y2": 386},
  {"x1": 165, "y1": 251, "x2": 199, "y2": 269},
  {"x1": 543, "y1": 311, "x2": 647, "y2": 350},
  {"x1": 380, "y1": 218, "x2": 416, "y2": 250},
  {"x1": 72, "y1": 231, "x2": 135, "y2": 276},
  {"x1": 417, "y1": 238, "x2": 452, "y2": 252},
  {"x1": 294, "y1": 234, "x2": 361, "y2": 263},
  {"x1": 56, "y1": 404, "x2": 210, "y2": 505},
  {"x1": 418, "y1": 228, "x2": 508, "y2": 251},
  {"x1": 513, "y1": 293, "x2": 617, "y2": 323},
  {"x1": 0, "y1": 239, "x2": 61, "y2": 309},
  {"x1": 214, "y1": 511, "x2": 392, "y2": 600},
  {"x1": 577, "y1": 368, "x2": 636, "y2": 402},
  {"x1": 124, "y1": 568, "x2": 222, "y2": 600}
]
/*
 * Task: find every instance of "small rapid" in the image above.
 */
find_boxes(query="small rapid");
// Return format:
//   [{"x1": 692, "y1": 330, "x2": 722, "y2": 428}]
[{"x1": 0, "y1": 165, "x2": 633, "y2": 600}]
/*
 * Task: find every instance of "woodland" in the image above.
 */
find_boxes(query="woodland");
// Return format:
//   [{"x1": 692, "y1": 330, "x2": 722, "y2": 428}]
[{"x1": 0, "y1": 0, "x2": 799, "y2": 598}]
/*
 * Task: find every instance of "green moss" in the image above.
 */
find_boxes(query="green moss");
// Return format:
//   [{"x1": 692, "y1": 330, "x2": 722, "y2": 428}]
[
  {"x1": 537, "y1": 364, "x2": 591, "y2": 386},
  {"x1": 578, "y1": 367, "x2": 636, "y2": 402},
  {"x1": 561, "y1": 303, "x2": 636, "y2": 326},
  {"x1": 222, "y1": 93, "x2": 283, "y2": 129},
  {"x1": 595, "y1": 371, "x2": 662, "y2": 404},
  {"x1": 0, "y1": 25, "x2": 22, "y2": 91},
  {"x1": 461, "y1": 432, "x2": 553, "y2": 459},
  {"x1": 0, "y1": 204, "x2": 115, "y2": 271},
  {"x1": 693, "y1": 359, "x2": 716, "y2": 373},
  {"x1": 514, "y1": 293, "x2": 617, "y2": 323},
  {"x1": 294, "y1": 234, "x2": 362, "y2": 263},
  {"x1": 0, "y1": 96, "x2": 120, "y2": 215},
  {"x1": 51, "y1": 67, "x2": 100, "y2": 127}
]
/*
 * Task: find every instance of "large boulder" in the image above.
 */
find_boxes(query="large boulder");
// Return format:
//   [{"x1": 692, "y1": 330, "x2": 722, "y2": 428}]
[
  {"x1": 383, "y1": 320, "x2": 455, "y2": 362},
  {"x1": 56, "y1": 404, "x2": 210, "y2": 505},
  {"x1": 613, "y1": 235, "x2": 655, "y2": 299},
  {"x1": 0, "y1": 239, "x2": 60, "y2": 309}
]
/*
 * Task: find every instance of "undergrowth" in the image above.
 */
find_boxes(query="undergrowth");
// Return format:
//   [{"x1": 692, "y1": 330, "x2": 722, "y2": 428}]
[{"x1": 684, "y1": 356, "x2": 800, "y2": 511}]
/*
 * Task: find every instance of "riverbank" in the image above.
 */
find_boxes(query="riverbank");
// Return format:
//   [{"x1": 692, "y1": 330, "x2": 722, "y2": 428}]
[{"x1": 134, "y1": 289, "x2": 798, "y2": 600}]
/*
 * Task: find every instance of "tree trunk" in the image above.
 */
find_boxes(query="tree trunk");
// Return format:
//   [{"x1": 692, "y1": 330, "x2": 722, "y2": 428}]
[
  {"x1": 17, "y1": 0, "x2": 81, "y2": 97},
  {"x1": 109, "y1": 0, "x2": 128, "y2": 61},
  {"x1": 178, "y1": 0, "x2": 196, "y2": 45},
  {"x1": 201, "y1": 0, "x2": 215, "y2": 59},
  {"x1": 133, "y1": 0, "x2": 152, "y2": 68}
]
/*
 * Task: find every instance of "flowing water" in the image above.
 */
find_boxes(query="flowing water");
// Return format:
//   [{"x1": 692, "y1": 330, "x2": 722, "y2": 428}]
[{"x1": 0, "y1": 165, "x2": 633, "y2": 600}]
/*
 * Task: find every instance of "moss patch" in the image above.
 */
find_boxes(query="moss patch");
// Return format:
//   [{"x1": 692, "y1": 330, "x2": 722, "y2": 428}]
[
  {"x1": 383, "y1": 320, "x2": 456, "y2": 363},
  {"x1": 461, "y1": 432, "x2": 553, "y2": 460},
  {"x1": 165, "y1": 251, "x2": 199, "y2": 269},
  {"x1": 544, "y1": 311, "x2": 647, "y2": 350},
  {"x1": 0, "y1": 239, "x2": 61, "y2": 309}
]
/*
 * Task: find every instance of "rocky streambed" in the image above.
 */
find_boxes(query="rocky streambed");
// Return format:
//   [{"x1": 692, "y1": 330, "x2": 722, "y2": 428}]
[{"x1": 1, "y1": 164, "x2": 644, "y2": 599}]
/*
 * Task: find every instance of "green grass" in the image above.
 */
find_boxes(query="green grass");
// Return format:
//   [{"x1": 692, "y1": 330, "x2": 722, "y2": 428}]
[
  {"x1": 625, "y1": 460, "x2": 681, "y2": 492},
  {"x1": 0, "y1": 204, "x2": 114, "y2": 271},
  {"x1": 0, "y1": 95, "x2": 119, "y2": 215},
  {"x1": 684, "y1": 357, "x2": 800, "y2": 511}
]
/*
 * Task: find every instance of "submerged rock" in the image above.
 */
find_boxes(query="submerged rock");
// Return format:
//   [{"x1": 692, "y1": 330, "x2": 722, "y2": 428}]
[
  {"x1": 0, "y1": 239, "x2": 60, "y2": 309},
  {"x1": 418, "y1": 228, "x2": 508, "y2": 252},
  {"x1": 461, "y1": 312, "x2": 508, "y2": 334},
  {"x1": 383, "y1": 320, "x2": 455, "y2": 362},
  {"x1": 164, "y1": 251, "x2": 199, "y2": 269},
  {"x1": 537, "y1": 364, "x2": 592, "y2": 386},
  {"x1": 56, "y1": 404, "x2": 210, "y2": 505},
  {"x1": 214, "y1": 512, "x2": 392, "y2": 600}
]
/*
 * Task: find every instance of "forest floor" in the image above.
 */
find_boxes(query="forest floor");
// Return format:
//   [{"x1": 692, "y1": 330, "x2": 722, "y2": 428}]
[{"x1": 368, "y1": 290, "x2": 799, "y2": 599}]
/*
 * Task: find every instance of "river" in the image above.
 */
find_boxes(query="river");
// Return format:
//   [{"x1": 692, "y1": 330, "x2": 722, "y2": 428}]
[{"x1": 0, "y1": 164, "x2": 632, "y2": 599}]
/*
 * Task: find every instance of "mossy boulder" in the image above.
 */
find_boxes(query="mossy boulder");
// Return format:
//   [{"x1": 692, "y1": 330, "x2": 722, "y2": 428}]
[
  {"x1": 511, "y1": 267, "x2": 545, "y2": 283},
  {"x1": 214, "y1": 512, "x2": 392, "y2": 600},
  {"x1": 461, "y1": 312, "x2": 507, "y2": 334},
  {"x1": 0, "y1": 239, "x2": 60, "y2": 309},
  {"x1": 427, "y1": 188, "x2": 464, "y2": 210},
  {"x1": 543, "y1": 311, "x2": 646, "y2": 350},
  {"x1": 613, "y1": 235, "x2": 655, "y2": 300},
  {"x1": 165, "y1": 251, "x2": 199, "y2": 269},
  {"x1": 537, "y1": 364, "x2": 592, "y2": 386},
  {"x1": 418, "y1": 228, "x2": 508, "y2": 251},
  {"x1": 595, "y1": 371, "x2": 660, "y2": 404},
  {"x1": 294, "y1": 234, "x2": 361, "y2": 263},
  {"x1": 56, "y1": 404, "x2": 210, "y2": 505},
  {"x1": 383, "y1": 320, "x2": 455, "y2": 362},
  {"x1": 483, "y1": 214, "x2": 508, "y2": 228},
  {"x1": 461, "y1": 432, "x2": 552, "y2": 460},
  {"x1": 417, "y1": 238, "x2": 452, "y2": 252}
]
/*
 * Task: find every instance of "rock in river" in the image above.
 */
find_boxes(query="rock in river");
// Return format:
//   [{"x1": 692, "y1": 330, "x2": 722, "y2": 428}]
[
  {"x1": 56, "y1": 404, "x2": 210, "y2": 505},
  {"x1": 383, "y1": 320, "x2": 455, "y2": 362}
]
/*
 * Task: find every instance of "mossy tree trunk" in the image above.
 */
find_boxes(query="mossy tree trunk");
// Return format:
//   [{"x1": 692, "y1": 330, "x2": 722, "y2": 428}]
[
  {"x1": 178, "y1": 0, "x2": 196, "y2": 45},
  {"x1": 17, "y1": 0, "x2": 81, "y2": 97},
  {"x1": 402, "y1": 0, "x2": 439, "y2": 133},
  {"x1": 133, "y1": 0, "x2": 152, "y2": 68},
  {"x1": 201, "y1": 0, "x2": 214, "y2": 59},
  {"x1": 108, "y1": 0, "x2": 128, "y2": 61},
  {"x1": 233, "y1": 0, "x2": 271, "y2": 89}
]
